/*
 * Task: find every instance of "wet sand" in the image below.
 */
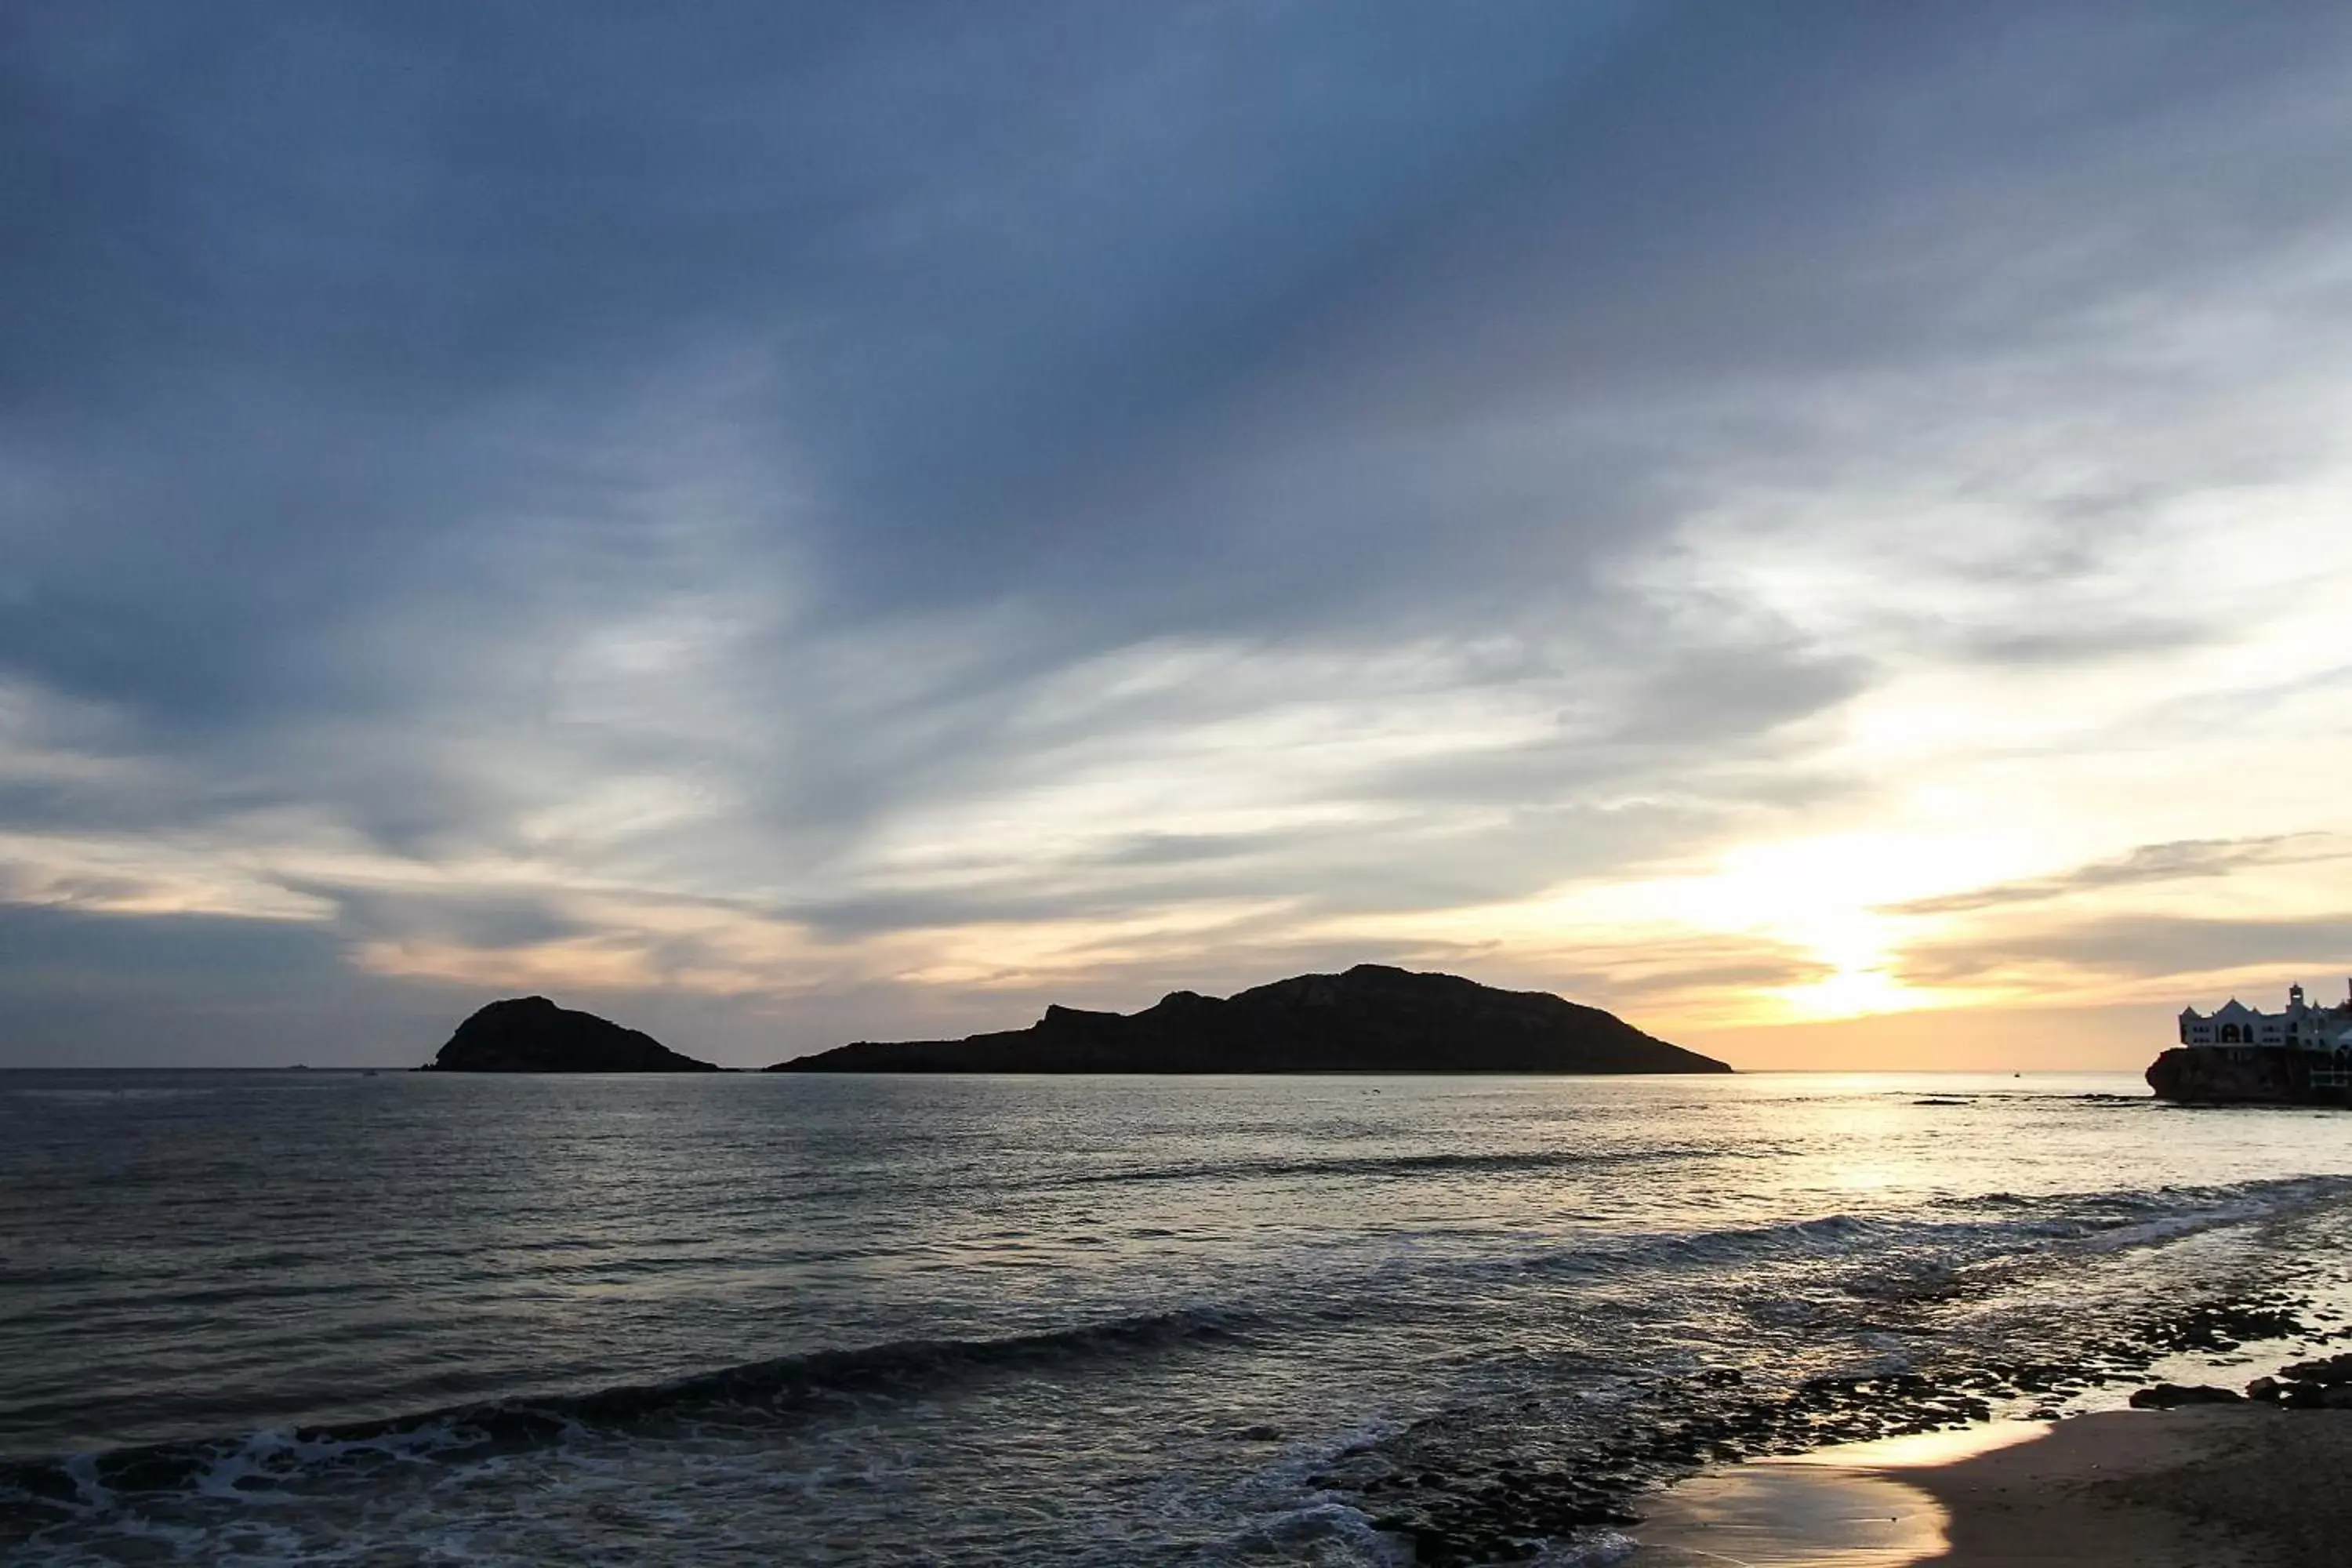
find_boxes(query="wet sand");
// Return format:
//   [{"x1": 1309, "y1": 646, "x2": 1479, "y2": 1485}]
[{"x1": 1628, "y1": 1407, "x2": 2352, "y2": 1566}]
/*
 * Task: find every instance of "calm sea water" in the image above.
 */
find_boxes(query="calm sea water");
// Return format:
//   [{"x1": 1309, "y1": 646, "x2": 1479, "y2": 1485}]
[{"x1": 5, "y1": 1070, "x2": 2352, "y2": 1564}]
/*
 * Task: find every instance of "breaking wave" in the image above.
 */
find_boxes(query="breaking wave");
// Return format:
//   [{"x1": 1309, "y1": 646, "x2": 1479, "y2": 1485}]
[
  {"x1": 2, "y1": 1305, "x2": 1264, "y2": 1515},
  {"x1": 1065, "y1": 1147, "x2": 1671, "y2": 1185},
  {"x1": 12, "y1": 1168, "x2": 2343, "y2": 1528}
]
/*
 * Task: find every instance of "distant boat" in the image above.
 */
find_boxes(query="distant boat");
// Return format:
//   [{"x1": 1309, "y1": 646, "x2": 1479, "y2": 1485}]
[{"x1": 289, "y1": 1063, "x2": 310, "y2": 1071}]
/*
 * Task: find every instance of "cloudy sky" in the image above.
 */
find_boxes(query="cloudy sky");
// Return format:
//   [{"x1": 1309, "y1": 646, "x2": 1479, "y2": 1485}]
[{"x1": 6, "y1": 2, "x2": 2350, "y2": 1069}]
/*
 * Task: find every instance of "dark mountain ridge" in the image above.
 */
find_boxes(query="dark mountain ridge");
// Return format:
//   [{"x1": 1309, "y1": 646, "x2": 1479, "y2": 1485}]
[
  {"x1": 767, "y1": 964, "x2": 1728, "y2": 1074},
  {"x1": 423, "y1": 996, "x2": 722, "y2": 1072}
]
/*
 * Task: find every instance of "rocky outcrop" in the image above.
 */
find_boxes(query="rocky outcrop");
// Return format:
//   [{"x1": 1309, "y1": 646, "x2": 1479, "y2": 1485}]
[
  {"x1": 2245, "y1": 1356, "x2": 2352, "y2": 1408},
  {"x1": 2145, "y1": 1047, "x2": 2347, "y2": 1106},
  {"x1": 423, "y1": 996, "x2": 721, "y2": 1072},
  {"x1": 766, "y1": 964, "x2": 1729, "y2": 1074},
  {"x1": 2129, "y1": 1383, "x2": 2244, "y2": 1408}
]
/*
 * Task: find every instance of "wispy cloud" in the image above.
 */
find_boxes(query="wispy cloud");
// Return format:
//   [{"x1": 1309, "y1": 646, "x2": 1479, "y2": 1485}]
[
  {"x1": 1882, "y1": 836, "x2": 2347, "y2": 917},
  {"x1": 1896, "y1": 913, "x2": 2352, "y2": 993}
]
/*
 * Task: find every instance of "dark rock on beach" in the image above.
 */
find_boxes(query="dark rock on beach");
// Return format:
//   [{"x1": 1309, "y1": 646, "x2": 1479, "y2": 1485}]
[
  {"x1": 766, "y1": 964, "x2": 1728, "y2": 1075},
  {"x1": 423, "y1": 996, "x2": 721, "y2": 1072},
  {"x1": 2129, "y1": 1383, "x2": 2244, "y2": 1408},
  {"x1": 2274, "y1": 1352, "x2": 2352, "y2": 1387},
  {"x1": 2245, "y1": 1354, "x2": 2352, "y2": 1409}
]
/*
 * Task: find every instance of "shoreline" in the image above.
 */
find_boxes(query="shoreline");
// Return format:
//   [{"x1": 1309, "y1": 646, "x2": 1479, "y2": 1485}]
[{"x1": 1628, "y1": 1406, "x2": 2352, "y2": 1566}]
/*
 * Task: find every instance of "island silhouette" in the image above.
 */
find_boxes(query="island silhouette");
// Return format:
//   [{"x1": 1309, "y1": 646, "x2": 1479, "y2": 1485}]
[
  {"x1": 771, "y1": 964, "x2": 1726, "y2": 1074},
  {"x1": 423, "y1": 966, "x2": 1726, "y2": 1074},
  {"x1": 423, "y1": 996, "x2": 723, "y2": 1072}
]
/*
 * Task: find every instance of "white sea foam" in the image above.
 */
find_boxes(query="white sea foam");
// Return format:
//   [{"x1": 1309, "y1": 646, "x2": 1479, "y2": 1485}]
[{"x1": 1533, "y1": 1530, "x2": 1639, "y2": 1566}]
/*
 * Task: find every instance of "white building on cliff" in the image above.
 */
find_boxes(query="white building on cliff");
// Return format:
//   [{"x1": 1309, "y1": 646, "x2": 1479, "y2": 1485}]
[{"x1": 2179, "y1": 982, "x2": 2352, "y2": 1087}]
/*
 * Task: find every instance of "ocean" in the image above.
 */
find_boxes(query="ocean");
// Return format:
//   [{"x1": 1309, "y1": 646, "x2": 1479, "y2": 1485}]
[{"x1": 5, "y1": 1069, "x2": 2351, "y2": 1565}]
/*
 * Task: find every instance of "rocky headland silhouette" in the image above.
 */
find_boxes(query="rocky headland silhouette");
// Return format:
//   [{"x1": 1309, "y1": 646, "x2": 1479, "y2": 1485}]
[
  {"x1": 767, "y1": 964, "x2": 1728, "y2": 1074},
  {"x1": 423, "y1": 996, "x2": 722, "y2": 1072},
  {"x1": 2143, "y1": 1046, "x2": 2348, "y2": 1106}
]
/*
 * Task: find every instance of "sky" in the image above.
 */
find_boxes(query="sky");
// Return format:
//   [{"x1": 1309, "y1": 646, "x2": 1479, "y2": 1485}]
[{"x1": 5, "y1": 1, "x2": 2351, "y2": 1070}]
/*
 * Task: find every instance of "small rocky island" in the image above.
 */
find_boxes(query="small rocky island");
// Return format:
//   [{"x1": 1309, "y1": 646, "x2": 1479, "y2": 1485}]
[
  {"x1": 2147, "y1": 982, "x2": 2352, "y2": 1105},
  {"x1": 768, "y1": 964, "x2": 1728, "y2": 1074},
  {"x1": 2144, "y1": 1046, "x2": 2352, "y2": 1106},
  {"x1": 423, "y1": 996, "x2": 722, "y2": 1072}
]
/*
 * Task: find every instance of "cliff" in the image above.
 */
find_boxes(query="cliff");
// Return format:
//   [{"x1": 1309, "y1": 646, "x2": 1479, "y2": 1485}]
[
  {"x1": 767, "y1": 964, "x2": 1728, "y2": 1074},
  {"x1": 2146, "y1": 1047, "x2": 2347, "y2": 1106},
  {"x1": 423, "y1": 996, "x2": 722, "y2": 1072}
]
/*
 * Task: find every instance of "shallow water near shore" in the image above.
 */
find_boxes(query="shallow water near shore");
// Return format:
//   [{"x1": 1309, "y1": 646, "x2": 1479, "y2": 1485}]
[
  {"x1": 6, "y1": 1069, "x2": 2352, "y2": 1564},
  {"x1": 1626, "y1": 1422, "x2": 2048, "y2": 1566}
]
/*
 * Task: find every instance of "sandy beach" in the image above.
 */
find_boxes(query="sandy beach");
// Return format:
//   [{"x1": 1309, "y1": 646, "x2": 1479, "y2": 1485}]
[{"x1": 1630, "y1": 1407, "x2": 2352, "y2": 1566}]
